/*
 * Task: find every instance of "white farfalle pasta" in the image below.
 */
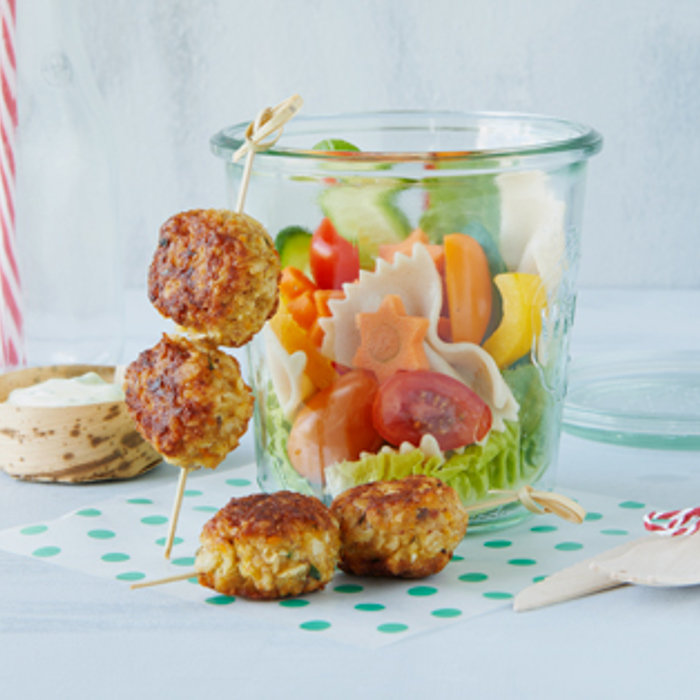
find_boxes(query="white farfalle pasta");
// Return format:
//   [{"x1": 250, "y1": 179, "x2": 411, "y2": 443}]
[
  {"x1": 496, "y1": 169, "x2": 567, "y2": 298},
  {"x1": 319, "y1": 245, "x2": 518, "y2": 431}
]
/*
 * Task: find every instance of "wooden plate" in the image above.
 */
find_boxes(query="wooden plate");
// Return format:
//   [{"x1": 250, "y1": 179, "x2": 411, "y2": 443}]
[{"x1": 0, "y1": 365, "x2": 162, "y2": 483}]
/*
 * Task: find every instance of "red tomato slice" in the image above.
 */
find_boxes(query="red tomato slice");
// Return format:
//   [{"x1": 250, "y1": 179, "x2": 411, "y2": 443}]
[
  {"x1": 373, "y1": 370, "x2": 492, "y2": 450},
  {"x1": 310, "y1": 218, "x2": 360, "y2": 290},
  {"x1": 287, "y1": 369, "x2": 383, "y2": 484}
]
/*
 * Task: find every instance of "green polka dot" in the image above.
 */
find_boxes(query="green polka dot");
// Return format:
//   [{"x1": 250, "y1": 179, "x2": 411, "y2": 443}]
[
  {"x1": 532, "y1": 575, "x2": 547, "y2": 583},
  {"x1": 451, "y1": 554, "x2": 464, "y2": 561},
  {"x1": 116, "y1": 571, "x2": 145, "y2": 582},
  {"x1": 555, "y1": 542, "x2": 584, "y2": 551},
  {"x1": 431, "y1": 608, "x2": 462, "y2": 618},
  {"x1": 172, "y1": 557, "x2": 195, "y2": 567},
  {"x1": 483, "y1": 591, "x2": 513, "y2": 600},
  {"x1": 508, "y1": 558, "x2": 537, "y2": 567},
  {"x1": 619, "y1": 501, "x2": 645, "y2": 509},
  {"x1": 101, "y1": 552, "x2": 130, "y2": 563},
  {"x1": 187, "y1": 576, "x2": 199, "y2": 584},
  {"x1": 484, "y1": 539, "x2": 512, "y2": 549},
  {"x1": 32, "y1": 546, "x2": 60, "y2": 558},
  {"x1": 20, "y1": 525, "x2": 47, "y2": 535},
  {"x1": 183, "y1": 490, "x2": 202, "y2": 497},
  {"x1": 76, "y1": 508, "x2": 101, "y2": 517},
  {"x1": 156, "y1": 536, "x2": 183, "y2": 547},
  {"x1": 127, "y1": 498, "x2": 153, "y2": 505},
  {"x1": 205, "y1": 595, "x2": 235, "y2": 605},
  {"x1": 141, "y1": 515, "x2": 168, "y2": 526},
  {"x1": 193, "y1": 506, "x2": 219, "y2": 513},
  {"x1": 531, "y1": 525, "x2": 557, "y2": 533},
  {"x1": 279, "y1": 599, "x2": 310, "y2": 608},
  {"x1": 226, "y1": 478, "x2": 252, "y2": 487},
  {"x1": 407, "y1": 586, "x2": 438, "y2": 597},
  {"x1": 459, "y1": 572, "x2": 488, "y2": 583},
  {"x1": 601, "y1": 529, "x2": 629, "y2": 536},
  {"x1": 355, "y1": 603, "x2": 385, "y2": 612},
  {"x1": 585, "y1": 512, "x2": 603, "y2": 521},
  {"x1": 300, "y1": 620, "x2": 331, "y2": 631},
  {"x1": 87, "y1": 529, "x2": 115, "y2": 540},
  {"x1": 377, "y1": 623, "x2": 408, "y2": 634},
  {"x1": 334, "y1": 584, "x2": 364, "y2": 594}
]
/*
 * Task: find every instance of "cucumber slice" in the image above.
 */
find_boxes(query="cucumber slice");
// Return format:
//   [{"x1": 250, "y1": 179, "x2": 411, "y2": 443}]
[
  {"x1": 275, "y1": 225, "x2": 312, "y2": 274},
  {"x1": 319, "y1": 183, "x2": 411, "y2": 269},
  {"x1": 312, "y1": 138, "x2": 360, "y2": 152}
]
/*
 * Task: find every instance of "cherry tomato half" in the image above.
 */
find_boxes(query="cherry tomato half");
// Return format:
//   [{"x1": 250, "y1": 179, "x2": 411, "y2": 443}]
[
  {"x1": 287, "y1": 369, "x2": 383, "y2": 484},
  {"x1": 310, "y1": 218, "x2": 360, "y2": 290},
  {"x1": 372, "y1": 370, "x2": 492, "y2": 451}
]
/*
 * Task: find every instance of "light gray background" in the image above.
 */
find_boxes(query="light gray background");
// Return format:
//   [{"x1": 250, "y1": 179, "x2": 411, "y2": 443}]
[{"x1": 19, "y1": 0, "x2": 700, "y2": 291}]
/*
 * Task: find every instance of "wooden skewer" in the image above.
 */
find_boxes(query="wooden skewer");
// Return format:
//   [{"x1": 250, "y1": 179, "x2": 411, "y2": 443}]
[
  {"x1": 164, "y1": 465, "x2": 194, "y2": 559},
  {"x1": 232, "y1": 93, "x2": 303, "y2": 214},
  {"x1": 465, "y1": 486, "x2": 587, "y2": 524},
  {"x1": 131, "y1": 570, "x2": 198, "y2": 590}
]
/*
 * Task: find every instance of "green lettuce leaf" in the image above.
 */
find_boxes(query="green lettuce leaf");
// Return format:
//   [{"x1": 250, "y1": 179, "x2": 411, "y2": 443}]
[
  {"x1": 262, "y1": 387, "x2": 315, "y2": 496},
  {"x1": 419, "y1": 172, "x2": 501, "y2": 245},
  {"x1": 503, "y1": 362, "x2": 555, "y2": 475},
  {"x1": 325, "y1": 422, "x2": 536, "y2": 507}
]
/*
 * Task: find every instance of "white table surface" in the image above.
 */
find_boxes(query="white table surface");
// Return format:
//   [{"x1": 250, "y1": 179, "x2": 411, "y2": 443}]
[{"x1": 1, "y1": 288, "x2": 699, "y2": 700}]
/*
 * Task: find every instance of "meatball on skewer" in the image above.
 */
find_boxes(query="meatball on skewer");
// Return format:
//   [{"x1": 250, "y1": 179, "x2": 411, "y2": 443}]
[
  {"x1": 148, "y1": 209, "x2": 280, "y2": 348},
  {"x1": 125, "y1": 334, "x2": 255, "y2": 558},
  {"x1": 132, "y1": 491, "x2": 341, "y2": 600}
]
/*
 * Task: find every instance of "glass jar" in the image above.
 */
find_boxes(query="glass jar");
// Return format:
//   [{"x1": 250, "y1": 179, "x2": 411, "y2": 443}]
[{"x1": 211, "y1": 111, "x2": 602, "y2": 531}]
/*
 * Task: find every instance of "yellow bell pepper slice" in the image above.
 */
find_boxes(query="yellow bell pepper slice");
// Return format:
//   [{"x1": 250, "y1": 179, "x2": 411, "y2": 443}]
[
  {"x1": 269, "y1": 312, "x2": 337, "y2": 391},
  {"x1": 482, "y1": 273, "x2": 546, "y2": 368}
]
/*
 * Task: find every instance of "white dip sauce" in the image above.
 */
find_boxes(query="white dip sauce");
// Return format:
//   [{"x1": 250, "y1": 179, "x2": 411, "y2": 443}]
[{"x1": 6, "y1": 372, "x2": 124, "y2": 407}]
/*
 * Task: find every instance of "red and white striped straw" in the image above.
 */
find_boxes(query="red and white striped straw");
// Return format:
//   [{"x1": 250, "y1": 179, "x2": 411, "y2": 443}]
[
  {"x1": 644, "y1": 507, "x2": 700, "y2": 538},
  {"x1": 0, "y1": 0, "x2": 24, "y2": 369}
]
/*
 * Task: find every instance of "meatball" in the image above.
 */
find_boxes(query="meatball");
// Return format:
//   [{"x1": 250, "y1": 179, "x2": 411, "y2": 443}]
[
  {"x1": 330, "y1": 475, "x2": 469, "y2": 579},
  {"x1": 148, "y1": 209, "x2": 280, "y2": 348},
  {"x1": 195, "y1": 491, "x2": 341, "y2": 600},
  {"x1": 124, "y1": 333, "x2": 253, "y2": 469}
]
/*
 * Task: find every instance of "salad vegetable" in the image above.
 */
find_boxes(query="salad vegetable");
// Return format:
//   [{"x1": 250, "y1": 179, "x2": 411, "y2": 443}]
[
  {"x1": 287, "y1": 369, "x2": 383, "y2": 483},
  {"x1": 264, "y1": 139, "x2": 565, "y2": 510},
  {"x1": 444, "y1": 232, "x2": 493, "y2": 345},
  {"x1": 319, "y1": 182, "x2": 411, "y2": 269},
  {"x1": 309, "y1": 218, "x2": 360, "y2": 290},
  {"x1": 352, "y1": 294, "x2": 430, "y2": 383},
  {"x1": 275, "y1": 225, "x2": 313, "y2": 275},
  {"x1": 482, "y1": 273, "x2": 546, "y2": 368},
  {"x1": 372, "y1": 369, "x2": 492, "y2": 451}
]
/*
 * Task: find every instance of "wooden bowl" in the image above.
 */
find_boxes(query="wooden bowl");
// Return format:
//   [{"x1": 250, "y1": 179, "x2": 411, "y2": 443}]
[{"x1": 0, "y1": 364, "x2": 162, "y2": 483}]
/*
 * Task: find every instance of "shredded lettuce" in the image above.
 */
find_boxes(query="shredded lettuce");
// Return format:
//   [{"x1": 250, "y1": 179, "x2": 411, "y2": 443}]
[
  {"x1": 502, "y1": 362, "x2": 555, "y2": 476},
  {"x1": 419, "y1": 172, "x2": 501, "y2": 245},
  {"x1": 262, "y1": 386, "x2": 314, "y2": 496},
  {"x1": 325, "y1": 449, "x2": 444, "y2": 498},
  {"x1": 325, "y1": 422, "x2": 534, "y2": 506}
]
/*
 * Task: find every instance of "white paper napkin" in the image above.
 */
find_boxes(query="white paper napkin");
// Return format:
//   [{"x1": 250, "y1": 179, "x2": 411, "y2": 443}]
[{"x1": 0, "y1": 462, "x2": 650, "y2": 648}]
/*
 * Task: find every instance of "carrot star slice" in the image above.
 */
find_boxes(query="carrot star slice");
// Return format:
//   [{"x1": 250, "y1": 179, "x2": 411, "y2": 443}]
[{"x1": 352, "y1": 294, "x2": 431, "y2": 383}]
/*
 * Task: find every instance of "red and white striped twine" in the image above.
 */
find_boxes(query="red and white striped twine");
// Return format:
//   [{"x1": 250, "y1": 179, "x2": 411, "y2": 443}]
[
  {"x1": 644, "y1": 507, "x2": 700, "y2": 538},
  {"x1": 0, "y1": 0, "x2": 24, "y2": 368}
]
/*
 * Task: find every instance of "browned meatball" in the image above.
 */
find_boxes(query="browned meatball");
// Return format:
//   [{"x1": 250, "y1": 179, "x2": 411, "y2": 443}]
[
  {"x1": 330, "y1": 475, "x2": 469, "y2": 579},
  {"x1": 148, "y1": 209, "x2": 280, "y2": 348},
  {"x1": 124, "y1": 333, "x2": 253, "y2": 469},
  {"x1": 195, "y1": 491, "x2": 341, "y2": 600}
]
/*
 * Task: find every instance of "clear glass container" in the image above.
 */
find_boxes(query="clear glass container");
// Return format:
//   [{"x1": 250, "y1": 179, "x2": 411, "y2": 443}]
[{"x1": 211, "y1": 111, "x2": 602, "y2": 530}]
